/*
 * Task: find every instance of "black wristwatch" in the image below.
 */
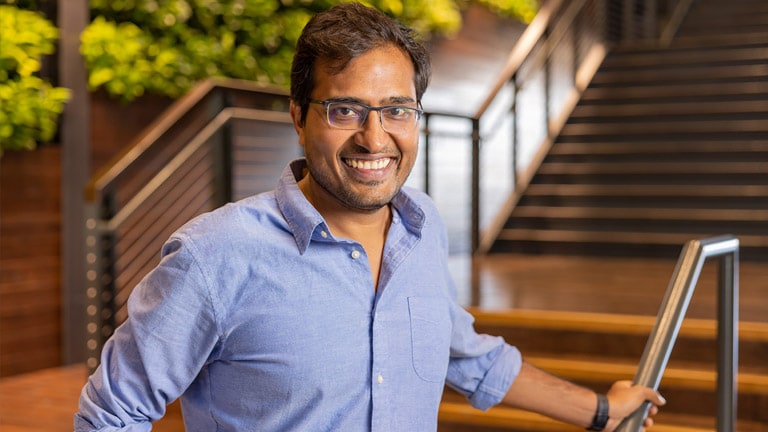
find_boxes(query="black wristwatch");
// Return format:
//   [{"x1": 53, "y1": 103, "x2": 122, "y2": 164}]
[{"x1": 586, "y1": 393, "x2": 609, "y2": 431}]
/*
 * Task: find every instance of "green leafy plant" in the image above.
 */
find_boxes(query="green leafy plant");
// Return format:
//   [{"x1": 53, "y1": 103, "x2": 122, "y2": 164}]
[
  {"x1": 81, "y1": 0, "x2": 538, "y2": 102},
  {"x1": 0, "y1": 5, "x2": 71, "y2": 155}
]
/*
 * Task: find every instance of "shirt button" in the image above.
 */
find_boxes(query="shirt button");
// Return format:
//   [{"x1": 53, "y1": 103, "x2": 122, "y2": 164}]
[
  {"x1": 351, "y1": 250, "x2": 361, "y2": 259},
  {"x1": 377, "y1": 374, "x2": 384, "y2": 384},
  {"x1": 320, "y1": 230, "x2": 328, "y2": 238}
]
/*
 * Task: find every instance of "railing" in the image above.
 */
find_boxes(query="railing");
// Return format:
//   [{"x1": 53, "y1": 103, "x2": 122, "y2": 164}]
[
  {"x1": 417, "y1": 0, "x2": 692, "y2": 254},
  {"x1": 83, "y1": 79, "x2": 297, "y2": 370},
  {"x1": 82, "y1": 0, "x2": 694, "y2": 368},
  {"x1": 618, "y1": 235, "x2": 740, "y2": 431}
]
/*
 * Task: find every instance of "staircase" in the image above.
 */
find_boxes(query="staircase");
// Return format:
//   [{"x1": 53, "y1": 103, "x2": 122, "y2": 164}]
[
  {"x1": 438, "y1": 308, "x2": 768, "y2": 431},
  {"x1": 441, "y1": 0, "x2": 768, "y2": 430},
  {"x1": 488, "y1": 0, "x2": 768, "y2": 261}
]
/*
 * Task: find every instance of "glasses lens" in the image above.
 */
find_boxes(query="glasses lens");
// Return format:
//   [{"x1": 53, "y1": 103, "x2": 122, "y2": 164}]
[
  {"x1": 380, "y1": 107, "x2": 420, "y2": 133},
  {"x1": 325, "y1": 102, "x2": 421, "y2": 133},
  {"x1": 327, "y1": 102, "x2": 365, "y2": 129}
]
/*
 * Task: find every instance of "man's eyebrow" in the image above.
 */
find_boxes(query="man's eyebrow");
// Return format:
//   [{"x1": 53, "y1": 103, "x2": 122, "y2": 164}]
[
  {"x1": 388, "y1": 96, "x2": 417, "y2": 105},
  {"x1": 322, "y1": 96, "x2": 417, "y2": 106},
  {"x1": 323, "y1": 96, "x2": 364, "y2": 104}
]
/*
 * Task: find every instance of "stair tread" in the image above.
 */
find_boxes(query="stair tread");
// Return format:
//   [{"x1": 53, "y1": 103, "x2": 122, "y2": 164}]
[
  {"x1": 570, "y1": 100, "x2": 768, "y2": 118},
  {"x1": 560, "y1": 119, "x2": 768, "y2": 135},
  {"x1": 538, "y1": 161, "x2": 768, "y2": 174},
  {"x1": 525, "y1": 184, "x2": 768, "y2": 197},
  {"x1": 467, "y1": 307, "x2": 768, "y2": 341},
  {"x1": 439, "y1": 400, "x2": 768, "y2": 432},
  {"x1": 602, "y1": 46, "x2": 768, "y2": 69},
  {"x1": 549, "y1": 141, "x2": 768, "y2": 155},
  {"x1": 496, "y1": 229, "x2": 768, "y2": 248},
  {"x1": 523, "y1": 356, "x2": 768, "y2": 393},
  {"x1": 510, "y1": 206, "x2": 768, "y2": 222},
  {"x1": 614, "y1": 33, "x2": 768, "y2": 56}
]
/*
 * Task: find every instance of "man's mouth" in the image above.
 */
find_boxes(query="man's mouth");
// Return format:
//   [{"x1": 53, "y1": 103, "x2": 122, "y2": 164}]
[{"x1": 344, "y1": 158, "x2": 393, "y2": 170}]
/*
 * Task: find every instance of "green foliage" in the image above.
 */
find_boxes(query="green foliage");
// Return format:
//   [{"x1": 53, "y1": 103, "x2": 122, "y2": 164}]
[
  {"x1": 81, "y1": 0, "x2": 539, "y2": 102},
  {"x1": 0, "y1": 5, "x2": 71, "y2": 155},
  {"x1": 474, "y1": 0, "x2": 539, "y2": 22}
]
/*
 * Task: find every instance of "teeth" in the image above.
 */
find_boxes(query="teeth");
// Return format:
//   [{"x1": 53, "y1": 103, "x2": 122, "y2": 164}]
[{"x1": 345, "y1": 158, "x2": 390, "y2": 170}]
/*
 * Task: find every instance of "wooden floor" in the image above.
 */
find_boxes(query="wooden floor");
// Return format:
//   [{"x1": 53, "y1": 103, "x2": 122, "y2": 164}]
[{"x1": 2, "y1": 254, "x2": 766, "y2": 431}]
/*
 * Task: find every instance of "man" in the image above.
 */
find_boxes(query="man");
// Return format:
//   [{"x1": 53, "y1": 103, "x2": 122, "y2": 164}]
[{"x1": 75, "y1": 3, "x2": 665, "y2": 431}]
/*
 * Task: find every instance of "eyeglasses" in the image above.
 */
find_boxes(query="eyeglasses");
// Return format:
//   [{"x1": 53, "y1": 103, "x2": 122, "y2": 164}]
[{"x1": 310, "y1": 99, "x2": 423, "y2": 134}]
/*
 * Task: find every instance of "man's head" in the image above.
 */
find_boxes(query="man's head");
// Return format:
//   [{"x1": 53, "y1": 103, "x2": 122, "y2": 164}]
[
  {"x1": 288, "y1": 3, "x2": 432, "y2": 213},
  {"x1": 290, "y1": 2, "x2": 431, "y2": 126}
]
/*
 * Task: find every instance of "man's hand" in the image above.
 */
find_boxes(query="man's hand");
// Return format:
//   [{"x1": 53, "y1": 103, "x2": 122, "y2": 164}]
[{"x1": 604, "y1": 380, "x2": 666, "y2": 431}]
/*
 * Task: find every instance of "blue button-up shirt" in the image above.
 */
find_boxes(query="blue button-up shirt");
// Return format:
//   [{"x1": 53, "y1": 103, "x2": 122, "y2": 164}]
[{"x1": 76, "y1": 159, "x2": 522, "y2": 431}]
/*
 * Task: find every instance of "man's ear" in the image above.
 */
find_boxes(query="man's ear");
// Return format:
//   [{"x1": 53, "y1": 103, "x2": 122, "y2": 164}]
[{"x1": 289, "y1": 101, "x2": 305, "y2": 143}]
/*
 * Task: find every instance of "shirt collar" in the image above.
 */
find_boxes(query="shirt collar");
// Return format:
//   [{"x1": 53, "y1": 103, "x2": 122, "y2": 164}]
[{"x1": 276, "y1": 158, "x2": 426, "y2": 254}]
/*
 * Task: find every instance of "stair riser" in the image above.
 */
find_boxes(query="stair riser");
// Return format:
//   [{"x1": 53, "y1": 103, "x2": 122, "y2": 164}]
[
  {"x1": 474, "y1": 325, "x2": 768, "y2": 371},
  {"x1": 489, "y1": 240, "x2": 768, "y2": 261},
  {"x1": 559, "y1": 376, "x2": 768, "y2": 421}
]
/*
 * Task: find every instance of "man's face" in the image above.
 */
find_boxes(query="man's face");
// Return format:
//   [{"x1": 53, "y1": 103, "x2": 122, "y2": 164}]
[{"x1": 291, "y1": 45, "x2": 419, "y2": 212}]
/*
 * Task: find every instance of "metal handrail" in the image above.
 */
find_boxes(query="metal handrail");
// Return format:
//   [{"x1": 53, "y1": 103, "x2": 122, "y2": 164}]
[
  {"x1": 83, "y1": 80, "x2": 295, "y2": 371},
  {"x1": 617, "y1": 235, "x2": 739, "y2": 431}
]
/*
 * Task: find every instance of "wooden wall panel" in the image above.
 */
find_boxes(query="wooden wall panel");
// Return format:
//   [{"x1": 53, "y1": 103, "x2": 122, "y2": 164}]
[{"x1": 0, "y1": 145, "x2": 63, "y2": 377}]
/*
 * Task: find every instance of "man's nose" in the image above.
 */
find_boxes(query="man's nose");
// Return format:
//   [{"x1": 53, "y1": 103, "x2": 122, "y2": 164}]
[{"x1": 355, "y1": 110, "x2": 389, "y2": 151}]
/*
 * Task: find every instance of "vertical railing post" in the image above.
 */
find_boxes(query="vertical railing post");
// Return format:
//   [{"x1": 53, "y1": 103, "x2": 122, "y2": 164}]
[
  {"x1": 83, "y1": 193, "x2": 119, "y2": 374},
  {"x1": 83, "y1": 203, "x2": 103, "y2": 374},
  {"x1": 510, "y1": 75, "x2": 519, "y2": 189},
  {"x1": 717, "y1": 250, "x2": 739, "y2": 430},
  {"x1": 423, "y1": 114, "x2": 431, "y2": 195},
  {"x1": 470, "y1": 118, "x2": 481, "y2": 253}
]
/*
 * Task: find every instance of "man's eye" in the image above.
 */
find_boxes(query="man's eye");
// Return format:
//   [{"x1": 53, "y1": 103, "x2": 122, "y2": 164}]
[
  {"x1": 332, "y1": 105, "x2": 362, "y2": 118},
  {"x1": 384, "y1": 107, "x2": 411, "y2": 119}
]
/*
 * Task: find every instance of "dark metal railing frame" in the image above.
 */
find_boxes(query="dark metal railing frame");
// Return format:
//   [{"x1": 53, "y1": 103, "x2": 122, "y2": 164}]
[
  {"x1": 618, "y1": 235, "x2": 739, "y2": 431},
  {"x1": 83, "y1": 79, "x2": 291, "y2": 370},
  {"x1": 420, "y1": 0, "x2": 691, "y2": 254}
]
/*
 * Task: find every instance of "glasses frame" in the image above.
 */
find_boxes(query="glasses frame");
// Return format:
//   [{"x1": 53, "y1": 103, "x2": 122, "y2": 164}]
[{"x1": 309, "y1": 99, "x2": 423, "y2": 134}]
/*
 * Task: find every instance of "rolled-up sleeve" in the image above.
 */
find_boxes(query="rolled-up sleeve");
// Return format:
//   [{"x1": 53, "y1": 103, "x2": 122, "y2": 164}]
[{"x1": 444, "y1": 304, "x2": 522, "y2": 411}]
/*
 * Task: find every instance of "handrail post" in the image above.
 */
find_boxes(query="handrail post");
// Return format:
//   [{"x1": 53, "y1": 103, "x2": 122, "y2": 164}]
[
  {"x1": 717, "y1": 249, "x2": 738, "y2": 430},
  {"x1": 423, "y1": 114, "x2": 431, "y2": 195},
  {"x1": 616, "y1": 235, "x2": 739, "y2": 431},
  {"x1": 471, "y1": 118, "x2": 481, "y2": 253}
]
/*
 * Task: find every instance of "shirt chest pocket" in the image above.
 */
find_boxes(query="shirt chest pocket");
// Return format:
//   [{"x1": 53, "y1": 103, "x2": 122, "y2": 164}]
[{"x1": 407, "y1": 296, "x2": 452, "y2": 383}]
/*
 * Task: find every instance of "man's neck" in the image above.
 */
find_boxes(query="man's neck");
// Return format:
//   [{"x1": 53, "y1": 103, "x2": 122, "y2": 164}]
[{"x1": 297, "y1": 175, "x2": 392, "y2": 242}]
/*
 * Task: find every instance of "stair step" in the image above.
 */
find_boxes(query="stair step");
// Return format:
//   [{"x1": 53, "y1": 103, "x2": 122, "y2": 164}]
[
  {"x1": 494, "y1": 229, "x2": 768, "y2": 249},
  {"x1": 509, "y1": 206, "x2": 768, "y2": 222},
  {"x1": 581, "y1": 80, "x2": 768, "y2": 103},
  {"x1": 616, "y1": 31, "x2": 768, "y2": 53},
  {"x1": 590, "y1": 64, "x2": 768, "y2": 86},
  {"x1": 549, "y1": 141, "x2": 768, "y2": 156},
  {"x1": 461, "y1": 309, "x2": 768, "y2": 423},
  {"x1": 560, "y1": 119, "x2": 768, "y2": 136},
  {"x1": 524, "y1": 184, "x2": 768, "y2": 198},
  {"x1": 439, "y1": 401, "x2": 720, "y2": 432},
  {"x1": 601, "y1": 46, "x2": 768, "y2": 69},
  {"x1": 570, "y1": 100, "x2": 768, "y2": 119},
  {"x1": 438, "y1": 400, "x2": 768, "y2": 432},
  {"x1": 524, "y1": 356, "x2": 768, "y2": 395},
  {"x1": 468, "y1": 308, "x2": 768, "y2": 370},
  {"x1": 537, "y1": 161, "x2": 767, "y2": 175}
]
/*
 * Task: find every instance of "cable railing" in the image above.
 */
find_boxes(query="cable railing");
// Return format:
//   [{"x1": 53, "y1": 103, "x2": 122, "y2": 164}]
[
  {"x1": 81, "y1": 0, "x2": 695, "y2": 376},
  {"x1": 417, "y1": 0, "x2": 692, "y2": 254},
  {"x1": 618, "y1": 235, "x2": 740, "y2": 431},
  {"x1": 83, "y1": 79, "x2": 297, "y2": 370}
]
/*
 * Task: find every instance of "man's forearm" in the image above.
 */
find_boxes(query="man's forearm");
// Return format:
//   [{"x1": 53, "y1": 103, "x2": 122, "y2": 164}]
[{"x1": 501, "y1": 361, "x2": 596, "y2": 428}]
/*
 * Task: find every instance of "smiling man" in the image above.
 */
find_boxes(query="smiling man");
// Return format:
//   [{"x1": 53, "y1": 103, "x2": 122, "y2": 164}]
[{"x1": 75, "y1": 3, "x2": 664, "y2": 431}]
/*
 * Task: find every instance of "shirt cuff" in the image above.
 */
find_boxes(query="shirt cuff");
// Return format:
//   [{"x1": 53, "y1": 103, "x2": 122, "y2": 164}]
[{"x1": 468, "y1": 344, "x2": 522, "y2": 411}]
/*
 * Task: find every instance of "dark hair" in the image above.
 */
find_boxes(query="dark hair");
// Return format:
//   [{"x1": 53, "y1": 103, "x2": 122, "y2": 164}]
[{"x1": 290, "y1": 2, "x2": 431, "y2": 125}]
